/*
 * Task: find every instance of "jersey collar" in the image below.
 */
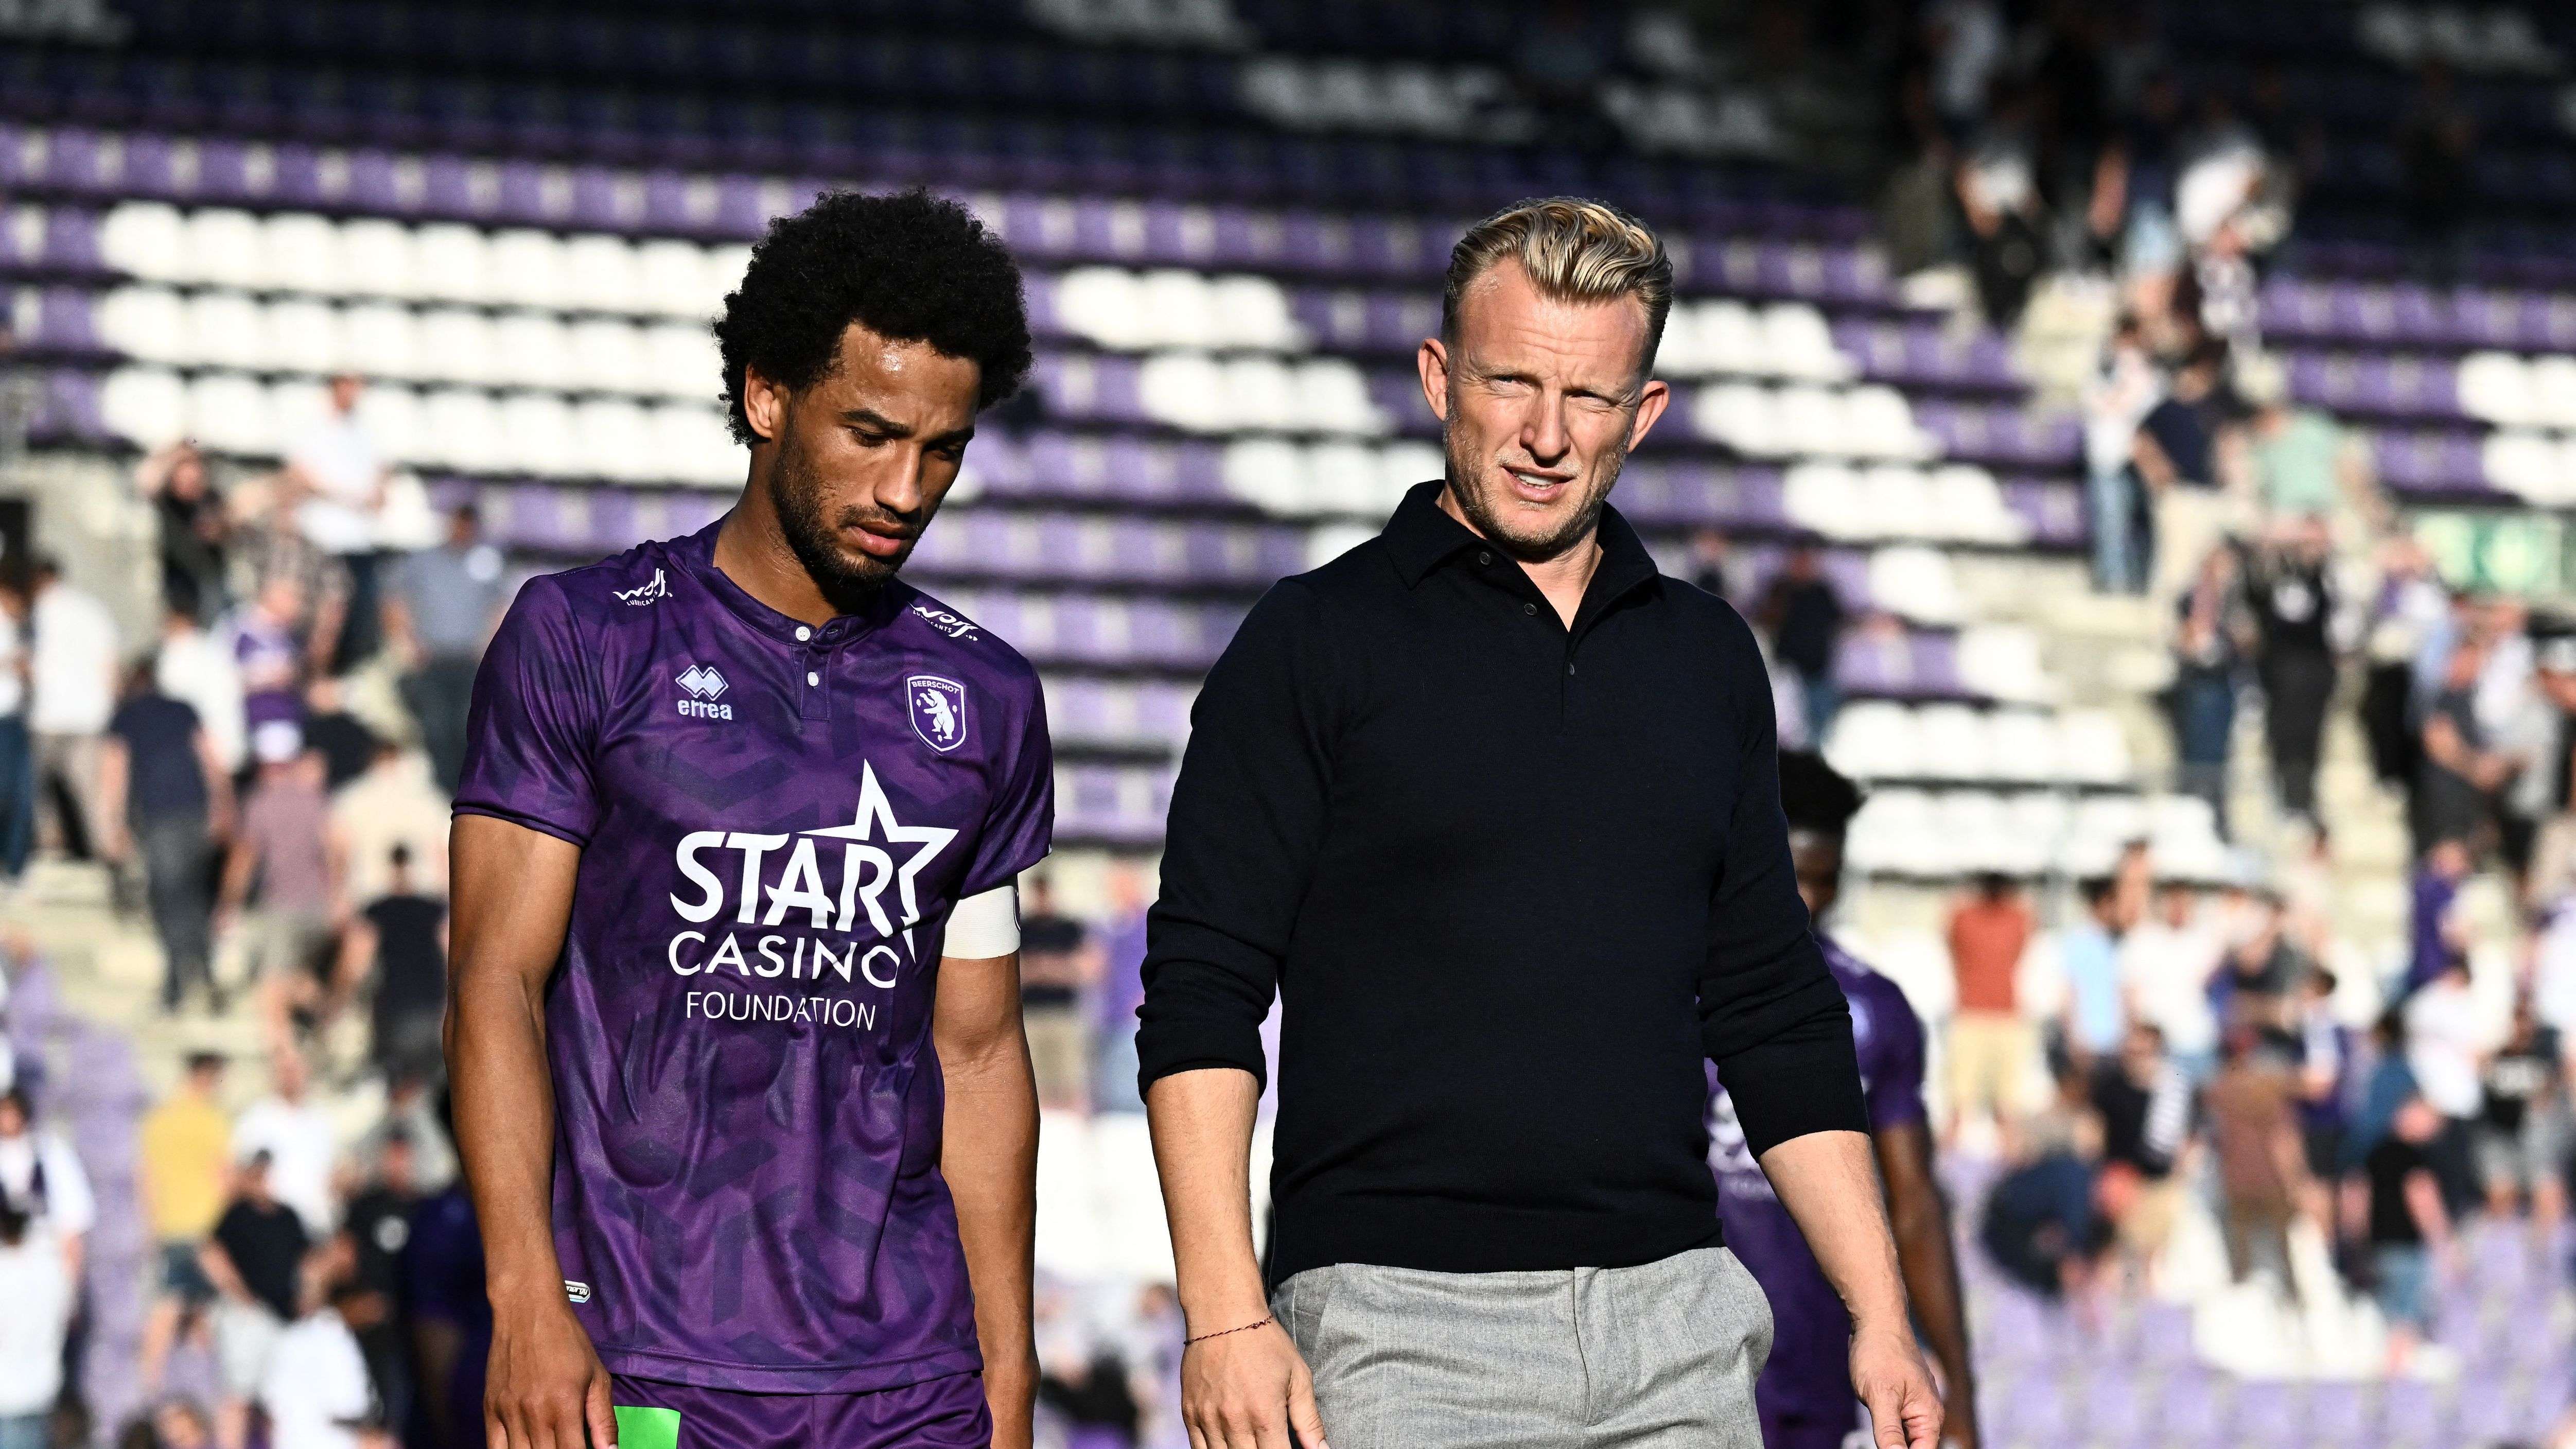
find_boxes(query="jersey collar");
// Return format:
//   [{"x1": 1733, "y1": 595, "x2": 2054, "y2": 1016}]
[{"x1": 672, "y1": 513, "x2": 913, "y2": 647}]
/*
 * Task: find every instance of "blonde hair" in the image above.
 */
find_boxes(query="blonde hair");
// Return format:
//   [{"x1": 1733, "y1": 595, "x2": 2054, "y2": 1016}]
[{"x1": 1441, "y1": 197, "x2": 1672, "y2": 375}]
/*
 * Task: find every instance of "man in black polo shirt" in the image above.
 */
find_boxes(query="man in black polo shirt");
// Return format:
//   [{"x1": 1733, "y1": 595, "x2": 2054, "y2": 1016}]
[{"x1": 1138, "y1": 198, "x2": 1941, "y2": 1449}]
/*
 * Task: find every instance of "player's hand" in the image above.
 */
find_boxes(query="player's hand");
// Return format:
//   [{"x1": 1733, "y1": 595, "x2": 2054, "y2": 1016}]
[
  {"x1": 485, "y1": 1296, "x2": 616, "y2": 1449},
  {"x1": 1180, "y1": 1317, "x2": 1328, "y2": 1449},
  {"x1": 1850, "y1": 1319, "x2": 1942, "y2": 1449}
]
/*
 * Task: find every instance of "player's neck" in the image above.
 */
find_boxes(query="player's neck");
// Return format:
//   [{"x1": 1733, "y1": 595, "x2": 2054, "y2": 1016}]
[{"x1": 714, "y1": 491, "x2": 840, "y2": 628}]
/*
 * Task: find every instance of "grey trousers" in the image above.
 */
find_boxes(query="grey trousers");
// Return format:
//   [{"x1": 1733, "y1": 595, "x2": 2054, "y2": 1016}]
[{"x1": 1273, "y1": 1246, "x2": 1773, "y2": 1449}]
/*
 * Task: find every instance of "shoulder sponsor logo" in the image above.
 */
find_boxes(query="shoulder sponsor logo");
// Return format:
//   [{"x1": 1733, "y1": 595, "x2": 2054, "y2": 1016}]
[
  {"x1": 676, "y1": 663, "x2": 732, "y2": 720},
  {"x1": 911, "y1": 602, "x2": 979, "y2": 641},
  {"x1": 615, "y1": 569, "x2": 670, "y2": 606},
  {"x1": 907, "y1": 674, "x2": 967, "y2": 753}
]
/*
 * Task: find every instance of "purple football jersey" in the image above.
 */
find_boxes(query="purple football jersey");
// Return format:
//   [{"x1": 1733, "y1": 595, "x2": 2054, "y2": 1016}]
[
  {"x1": 1707, "y1": 934, "x2": 1926, "y2": 1431},
  {"x1": 454, "y1": 518, "x2": 1054, "y2": 1392}
]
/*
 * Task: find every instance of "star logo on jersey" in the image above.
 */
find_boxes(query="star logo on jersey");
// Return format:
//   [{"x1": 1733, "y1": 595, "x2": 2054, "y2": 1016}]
[
  {"x1": 677, "y1": 664, "x2": 728, "y2": 700},
  {"x1": 906, "y1": 675, "x2": 967, "y2": 753},
  {"x1": 797, "y1": 762, "x2": 959, "y2": 961},
  {"x1": 615, "y1": 568, "x2": 670, "y2": 606}
]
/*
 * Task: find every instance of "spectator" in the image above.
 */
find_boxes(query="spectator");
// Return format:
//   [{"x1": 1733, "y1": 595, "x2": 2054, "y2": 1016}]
[
  {"x1": 356, "y1": 1072, "x2": 455, "y2": 1195},
  {"x1": 260, "y1": 1263, "x2": 382, "y2": 1449},
  {"x1": 230, "y1": 1052, "x2": 337, "y2": 1238},
  {"x1": 0, "y1": 1202, "x2": 71, "y2": 1449},
  {"x1": 2123, "y1": 881, "x2": 2223, "y2": 1081},
  {"x1": 2291, "y1": 968, "x2": 2353, "y2": 1182},
  {"x1": 1092, "y1": 863, "x2": 1150, "y2": 1115},
  {"x1": 297, "y1": 678, "x2": 376, "y2": 795},
  {"x1": 2359, "y1": 1093, "x2": 2454, "y2": 1372},
  {"x1": 1945, "y1": 871, "x2": 2037, "y2": 1145},
  {"x1": 2081, "y1": 313, "x2": 2162, "y2": 594},
  {"x1": 2168, "y1": 543, "x2": 2248, "y2": 836},
  {"x1": 2057, "y1": 876, "x2": 2128, "y2": 1066},
  {"x1": 2202, "y1": 1026, "x2": 2310, "y2": 1290},
  {"x1": 145, "y1": 1401, "x2": 214, "y2": 1449},
  {"x1": 137, "y1": 441, "x2": 231, "y2": 625},
  {"x1": 332, "y1": 846, "x2": 445, "y2": 1081},
  {"x1": 283, "y1": 375, "x2": 389, "y2": 672},
  {"x1": 1685, "y1": 526, "x2": 1733, "y2": 602},
  {"x1": 226, "y1": 575, "x2": 310, "y2": 772},
  {"x1": 2406, "y1": 837, "x2": 2474, "y2": 996},
  {"x1": 103, "y1": 657, "x2": 236, "y2": 1014},
  {"x1": 1017, "y1": 876, "x2": 1094, "y2": 1113},
  {"x1": 2476, "y1": 997, "x2": 2564, "y2": 1230},
  {"x1": 2240, "y1": 367, "x2": 2369, "y2": 528},
  {"x1": 382, "y1": 503, "x2": 505, "y2": 795},
  {"x1": 2210, "y1": 890, "x2": 2308, "y2": 1046},
  {"x1": 139, "y1": 1052, "x2": 231, "y2": 1392},
  {"x1": 28, "y1": 553, "x2": 119, "y2": 862},
  {"x1": 2245, "y1": 518, "x2": 2339, "y2": 826},
  {"x1": 2403, "y1": 958, "x2": 2488, "y2": 1215},
  {"x1": 1977, "y1": 1134, "x2": 2105, "y2": 1301},
  {"x1": 217, "y1": 738, "x2": 338, "y2": 1051},
  {"x1": 341, "y1": 1131, "x2": 420, "y2": 1437},
  {"x1": 201, "y1": 1151, "x2": 308, "y2": 1449},
  {"x1": 1759, "y1": 538, "x2": 1849, "y2": 739},
  {"x1": 2088, "y1": 1022, "x2": 2193, "y2": 1271},
  {"x1": 327, "y1": 740, "x2": 446, "y2": 911},
  {"x1": 1955, "y1": 80, "x2": 2048, "y2": 331},
  {"x1": 2359, "y1": 537, "x2": 2446, "y2": 788},
  {"x1": 395, "y1": 1136, "x2": 485, "y2": 1449},
  {"x1": 156, "y1": 602, "x2": 246, "y2": 778},
  {"x1": 2415, "y1": 637, "x2": 2509, "y2": 855},
  {"x1": 0, "y1": 582, "x2": 29, "y2": 885},
  {"x1": 230, "y1": 491, "x2": 346, "y2": 686},
  {"x1": 0, "y1": 1085, "x2": 93, "y2": 1280}
]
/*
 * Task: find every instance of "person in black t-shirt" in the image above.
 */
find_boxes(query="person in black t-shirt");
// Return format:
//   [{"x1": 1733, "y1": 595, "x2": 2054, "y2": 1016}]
[
  {"x1": 343, "y1": 1129, "x2": 423, "y2": 1439},
  {"x1": 299, "y1": 676, "x2": 379, "y2": 794},
  {"x1": 1758, "y1": 538, "x2": 1848, "y2": 740},
  {"x1": 2246, "y1": 519, "x2": 2338, "y2": 824},
  {"x1": 2475, "y1": 998, "x2": 2565, "y2": 1224},
  {"x1": 334, "y1": 845, "x2": 448, "y2": 1081},
  {"x1": 1015, "y1": 876, "x2": 1095, "y2": 1112},
  {"x1": 201, "y1": 1149, "x2": 311, "y2": 1442},
  {"x1": 2360, "y1": 1095, "x2": 2452, "y2": 1373}
]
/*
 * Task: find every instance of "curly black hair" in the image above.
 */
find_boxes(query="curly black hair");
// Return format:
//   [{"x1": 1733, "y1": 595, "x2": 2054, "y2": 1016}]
[
  {"x1": 713, "y1": 188, "x2": 1032, "y2": 444},
  {"x1": 1777, "y1": 749, "x2": 1864, "y2": 837}
]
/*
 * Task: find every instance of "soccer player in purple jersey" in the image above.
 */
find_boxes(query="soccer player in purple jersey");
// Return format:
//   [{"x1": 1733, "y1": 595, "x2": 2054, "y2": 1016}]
[
  {"x1": 446, "y1": 191, "x2": 1052, "y2": 1449},
  {"x1": 1708, "y1": 754, "x2": 1979, "y2": 1449}
]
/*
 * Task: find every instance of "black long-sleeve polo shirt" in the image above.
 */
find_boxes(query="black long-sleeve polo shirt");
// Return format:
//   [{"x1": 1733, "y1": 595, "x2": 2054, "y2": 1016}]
[{"x1": 1137, "y1": 480, "x2": 1868, "y2": 1283}]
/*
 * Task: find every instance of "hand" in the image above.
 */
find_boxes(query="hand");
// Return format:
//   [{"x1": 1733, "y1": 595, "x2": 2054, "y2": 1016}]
[
  {"x1": 1850, "y1": 1320, "x2": 1943, "y2": 1449},
  {"x1": 1180, "y1": 1317, "x2": 1327, "y2": 1449},
  {"x1": 485, "y1": 1296, "x2": 617, "y2": 1449}
]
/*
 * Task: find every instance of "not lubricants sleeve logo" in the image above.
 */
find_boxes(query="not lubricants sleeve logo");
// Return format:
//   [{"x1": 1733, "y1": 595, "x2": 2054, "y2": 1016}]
[{"x1": 676, "y1": 664, "x2": 732, "y2": 720}]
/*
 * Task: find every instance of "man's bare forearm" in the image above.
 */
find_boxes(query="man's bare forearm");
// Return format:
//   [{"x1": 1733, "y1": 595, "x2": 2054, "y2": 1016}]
[
  {"x1": 1144, "y1": 1067, "x2": 1267, "y2": 1329},
  {"x1": 938, "y1": 1005, "x2": 1040, "y2": 1442},
  {"x1": 447, "y1": 963, "x2": 565, "y2": 1305},
  {"x1": 1877, "y1": 1123, "x2": 1975, "y2": 1418},
  {"x1": 1760, "y1": 1129, "x2": 1911, "y2": 1329}
]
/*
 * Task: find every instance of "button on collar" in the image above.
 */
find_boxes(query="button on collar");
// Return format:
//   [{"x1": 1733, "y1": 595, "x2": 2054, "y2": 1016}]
[
  {"x1": 795, "y1": 625, "x2": 812, "y2": 642},
  {"x1": 1478, "y1": 551, "x2": 1493, "y2": 566},
  {"x1": 806, "y1": 671, "x2": 820, "y2": 686},
  {"x1": 1522, "y1": 602, "x2": 1537, "y2": 616}
]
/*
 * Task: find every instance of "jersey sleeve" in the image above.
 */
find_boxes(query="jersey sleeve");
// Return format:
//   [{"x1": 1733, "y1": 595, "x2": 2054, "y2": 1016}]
[
  {"x1": 1859, "y1": 975, "x2": 1931, "y2": 1132},
  {"x1": 958, "y1": 676, "x2": 1054, "y2": 898},
  {"x1": 452, "y1": 574, "x2": 603, "y2": 847}
]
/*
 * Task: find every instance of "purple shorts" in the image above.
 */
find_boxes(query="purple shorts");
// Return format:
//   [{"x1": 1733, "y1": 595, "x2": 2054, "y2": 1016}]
[{"x1": 608, "y1": 1370, "x2": 990, "y2": 1448}]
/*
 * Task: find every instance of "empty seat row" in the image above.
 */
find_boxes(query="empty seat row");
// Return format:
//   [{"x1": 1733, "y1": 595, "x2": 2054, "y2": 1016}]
[
  {"x1": 1600, "y1": 80, "x2": 1782, "y2": 160},
  {"x1": 1054, "y1": 763, "x2": 1177, "y2": 846},
  {"x1": 2477, "y1": 429, "x2": 2576, "y2": 507},
  {"x1": 93, "y1": 288, "x2": 722, "y2": 398},
  {"x1": 2260, "y1": 276, "x2": 2576, "y2": 355},
  {"x1": 906, "y1": 509, "x2": 1310, "y2": 590},
  {"x1": 1237, "y1": 56, "x2": 1509, "y2": 139},
  {"x1": 1844, "y1": 789, "x2": 2225, "y2": 880},
  {"x1": 1780, "y1": 461, "x2": 2031, "y2": 546},
  {"x1": 1656, "y1": 299, "x2": 1852, "y2": 383},
  {"x1": 1691, "y1": 381, "x2": 1932, "y2": 461},
  {"x1": 1219, "y1": 436, "x2": 1442, "y2": 518},
  {"x1": 2356, "y1": 3, "x2": 2561, "y2": 75},
  {"x1": 1824, "y1": 701, "x2": 2133, "y2": 787},
  {"x1": 1027, "y1": 0, "x2": 1249, "y2": 49},
  {"x1": 1043, "y1": 266, "x2": 1303, "y2": 352},
  {"x1": 2455, "y1": 349, "x2": 2576, "y2": 430},
  {"x1": 1127, "y1": 352, "x2": 1392, "y2": 435},
  {"x1": 97, "y1": 366, "x2": 741, "y2": 484},
  {"x1": 1040, "y1": 675, "x2": 1198, "y2": 754},
  {"x1": 98, "y1": 204, "x2": 745, "y2": 317},
  {"x1": 927, "y1": 588, "x2": 1247, "y2": 671}
]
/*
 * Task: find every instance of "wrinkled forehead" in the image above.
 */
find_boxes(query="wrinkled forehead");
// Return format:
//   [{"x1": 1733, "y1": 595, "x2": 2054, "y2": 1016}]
[
  {"x1": 1450, "y1": 261, "x2": 1652, "y2": 388},
  {"x1": 805, "y1": 322, "x2": 983, "y2": 432}
]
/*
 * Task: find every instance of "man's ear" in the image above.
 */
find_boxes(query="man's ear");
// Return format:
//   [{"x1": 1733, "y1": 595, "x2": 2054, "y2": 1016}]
[
  {"x1": 1417, "y1": 337, "x2": 1452, "y2": 424},
  {"x1": 742, "y1": 365, "x2": 788, "y2": 444}
]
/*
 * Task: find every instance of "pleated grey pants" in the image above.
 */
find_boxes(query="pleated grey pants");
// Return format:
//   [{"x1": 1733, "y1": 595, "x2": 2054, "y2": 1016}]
[{"x1": 1272, "y1": 1246, "x2": 1774, "y2": 1448}]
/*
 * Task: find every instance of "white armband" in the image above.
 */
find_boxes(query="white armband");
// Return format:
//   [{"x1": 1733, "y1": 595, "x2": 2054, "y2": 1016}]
[{"x1": 944, "y1": 884, "x2": 1020, "y2": 958}]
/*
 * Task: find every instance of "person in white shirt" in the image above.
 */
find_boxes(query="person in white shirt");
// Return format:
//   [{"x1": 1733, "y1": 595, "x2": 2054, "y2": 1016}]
[
  {"x1": 156, "y1": 602, "x2": 248, "y2": 776},
  {"x1": 2404, "y1": 958, "x2": 2490, "y2": 1216},
  {"x1": 2120, "y1": 881, "x2": 2224, "y2": 1083},
  {"x1": 0, "y1": 1087, "x2": 94, "y2": 1283},
  {"x1": 259, "y1": 1250, "x2": 380, "y2": 1449},
  {"x1": 0, "y1": 1202, "x2": 73, "y2": 1449},
  {"x1": 285, "y1": 375, "x2": 390, "y2": 672},
  {"x1": 230, "y1": 1051, "x2": 339, "y2": 1237},
  {"x1": 27, "y1": 555, "x2": 119, "y2": 864}
]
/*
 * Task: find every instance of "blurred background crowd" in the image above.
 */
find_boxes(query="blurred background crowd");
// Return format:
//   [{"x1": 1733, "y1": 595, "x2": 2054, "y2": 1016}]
[{"x1": 8, "y1": 0, "x2": 2576, "y2": 1446}]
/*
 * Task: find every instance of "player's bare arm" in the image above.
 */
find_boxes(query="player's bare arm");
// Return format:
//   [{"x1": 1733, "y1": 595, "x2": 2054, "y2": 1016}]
[
  {"x1": 934, "y1": 945, "x2": 1042, "y2": 1449},
  {"x1": 1759, "y1": 1129, "x2": 1944, "y2": 1449},
  {"x1": 1146, "y1": 1066, "x2": 1327, "y2": 1449},
  {"x1": 1876, "y1": 1119, "x2": 1979, "y2": 1449},
  {"x1": 446, "y1": 813, "x2": 616, "y2": 1449}
]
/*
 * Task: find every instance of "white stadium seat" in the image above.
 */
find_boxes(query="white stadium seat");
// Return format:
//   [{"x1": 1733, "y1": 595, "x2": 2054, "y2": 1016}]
[
  {"x1": 183, "y1": 291, "x2": 266, "y2": 371},
  {"x1": 488, "y1": 230, "x2": 571, "y2": 311},
  {"x1": 338, "y1": 220, "x2": 420, "y2": 301},
  {"x1": 490, "y1": 311, "x2": 572, "y2": 390},
  {"x1": 95, "y1": 287, "x2": 187, "y2": 364},
  {"x1": 100, "y1": 366, "x2": 187, "y2": 447},
  {"x1": 496, "y1": 391, "x2": 576, "y2": 477},
  {"x1": 413, "y1": 224, "x2": 494, "y2": 304},
  {"x1": 262, "y1": 297, "x2": 343, "y2": 375},
  {"x1": 260, "y1": 213, "x2": 343, "y2": 294},
  {"x1": 98, "y1": 202, "x2": 185, "y2": 280},
  {"x1": 417, "y1": 388, "x2": 505, "y2": 473},
  {"x1": 562, "y1": 234, "x2": 643, "y2": 316},
  {"x1": 185, "y1": 208, "x2": 265, "y2": 289},
  {"x1": 339, "y1": 302, "x2": 422, "y2": 381},
  {"x1": 416, "y1": 308, "x2": 500, "y2": 387},
  {"x1": 184, "y1": 372, "x2": 275, "y2": 456}
]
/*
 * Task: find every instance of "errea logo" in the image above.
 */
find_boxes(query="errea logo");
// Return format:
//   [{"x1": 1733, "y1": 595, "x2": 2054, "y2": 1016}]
[{"x1": 676, "y1": 664, "x2": 732, "y2": 720}]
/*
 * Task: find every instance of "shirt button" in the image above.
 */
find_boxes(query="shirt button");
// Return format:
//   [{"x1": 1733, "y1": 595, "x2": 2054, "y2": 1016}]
[
  {"x1": 1478, "y1": 551, "x2": 1493, "y2": 566},
  {"x1": 795, "y1": 626, "x2": 812, "y2": 641},
  {"x1": 1522, "y1": 602, "x2": 1537, "y2": 616},
  {"x1": 806, "y1": 671, "x2": 820, "y2": 686}
]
